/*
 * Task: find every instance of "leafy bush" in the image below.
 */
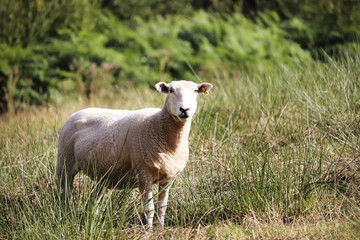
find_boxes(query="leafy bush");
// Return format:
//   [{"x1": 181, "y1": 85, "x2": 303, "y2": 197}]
[
  {"x1": 0, "y1": 10, "x2": 315, "y2": 112},
  {"x1": 2, "y1": 0, "x2": 359, "y2": 112},
  {"x1": 0, "y1": 44, "x2": 53, "y2": 111},
  {"x1": 100, "y1": 0, "x2": 193, "y2": 20},
  {"x1": 100, "y1": 0, "x2": 360, "y2": 50},
  {"x1": 0, "y1": 0, "x2": 100, "y2": 46}
]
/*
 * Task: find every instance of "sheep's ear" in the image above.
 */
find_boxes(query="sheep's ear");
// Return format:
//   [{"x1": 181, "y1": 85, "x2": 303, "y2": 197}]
[
  {"x1": 155, "y1": 82, "x2": 170, "y2": 93},
  {"x1": 197, "y1": 83, "x2": 213, "y2": 95}
]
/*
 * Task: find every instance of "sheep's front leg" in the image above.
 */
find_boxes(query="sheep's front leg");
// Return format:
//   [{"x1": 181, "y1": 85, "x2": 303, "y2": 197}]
[
  {"x1": 158, "y1": 181, "x2": 172, "y2": 228},
  {"x1": 139, "y1": 177, "x2": 154, "y2": 228}
]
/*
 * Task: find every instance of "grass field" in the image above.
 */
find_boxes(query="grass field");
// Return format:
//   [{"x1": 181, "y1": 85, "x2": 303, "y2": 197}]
[{"x1": 1, "y1": 53, "x2": 360, "y2": 239}]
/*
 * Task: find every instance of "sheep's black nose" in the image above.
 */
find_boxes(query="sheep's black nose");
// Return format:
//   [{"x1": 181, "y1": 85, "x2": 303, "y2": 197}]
[{"x1": 179, "y1": 107, "x2": 190, "y2": 113}]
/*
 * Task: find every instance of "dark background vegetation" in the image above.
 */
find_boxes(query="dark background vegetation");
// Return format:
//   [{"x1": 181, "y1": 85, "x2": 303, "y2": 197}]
[{"x1": 1, "y1": 0, "x2": 359, "y2": 112}]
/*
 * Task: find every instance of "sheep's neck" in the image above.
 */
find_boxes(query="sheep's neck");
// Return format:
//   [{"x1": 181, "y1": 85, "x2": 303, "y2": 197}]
[{"x1": 154, "y1": 104, "x2": 191, "y2": 154}]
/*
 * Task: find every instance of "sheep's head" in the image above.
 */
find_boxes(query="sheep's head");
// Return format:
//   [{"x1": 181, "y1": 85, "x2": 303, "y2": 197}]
[{"x1": 155, "y1": 80, "x2": 213, "y2": 122}]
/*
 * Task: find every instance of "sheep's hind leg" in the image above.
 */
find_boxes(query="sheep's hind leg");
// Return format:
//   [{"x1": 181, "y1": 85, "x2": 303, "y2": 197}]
[
  {"x1": 139, "y1": 177, "x2": 155, "y2": 228},
  {"x1": 57, "y1": 159, "x2": 76, "y2": 203},
  {"x1": 157, "y1": 181, "x2": 172, "y2": 228},
  {"x1": 59, "y1": 171, "x2": 75, "y2": 202}
]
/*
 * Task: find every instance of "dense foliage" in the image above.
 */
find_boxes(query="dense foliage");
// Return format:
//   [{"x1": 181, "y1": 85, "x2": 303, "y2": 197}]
[{"x1": 0, "y1": 0, "x2": 359, "y2": 112}]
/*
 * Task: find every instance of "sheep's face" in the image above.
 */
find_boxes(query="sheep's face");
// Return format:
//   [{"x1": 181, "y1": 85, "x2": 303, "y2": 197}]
[{"x1": 155, "y1": 80, "x2": 213, "y2": 122}]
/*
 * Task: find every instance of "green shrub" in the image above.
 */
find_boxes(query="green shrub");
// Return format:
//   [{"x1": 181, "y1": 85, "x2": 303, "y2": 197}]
[
  {"x1": 0, "y1": 11, "x2": 315, "y2": 112},
  {"x1": 0, "y1": 44, "x2": 52, "y2": 111},
  {"x1": 0, "y1": 0, "x2": 100, "y2": 46},
  {"x1": 100, "y1": 0, "x2": 193, "y2": 20}
]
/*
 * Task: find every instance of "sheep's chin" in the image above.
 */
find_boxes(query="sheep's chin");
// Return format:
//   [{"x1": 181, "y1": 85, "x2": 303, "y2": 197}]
[{"x1": 172, "y1": 114, "x2": 191, "y2": 122}]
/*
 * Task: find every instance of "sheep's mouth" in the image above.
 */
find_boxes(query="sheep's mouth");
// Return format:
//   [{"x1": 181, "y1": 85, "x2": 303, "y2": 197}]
[{"x1": 177, "y1": 113, "x2": 190, "y2": 121}]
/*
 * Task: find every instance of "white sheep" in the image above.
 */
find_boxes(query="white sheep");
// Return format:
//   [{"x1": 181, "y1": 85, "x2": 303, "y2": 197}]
[{"x1": 57, "y1": 80, "x2": 213, "y2": 228}]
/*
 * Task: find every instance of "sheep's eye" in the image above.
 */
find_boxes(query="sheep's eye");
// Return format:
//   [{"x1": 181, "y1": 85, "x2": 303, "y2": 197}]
[{"x1": 169, "y1": 89, "x2": 174, "y2": 94}]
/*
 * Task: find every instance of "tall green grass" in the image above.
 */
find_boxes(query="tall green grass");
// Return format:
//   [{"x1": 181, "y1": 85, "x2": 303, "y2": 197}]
[{"x1": 0, "y1": 52, "x2": 359, "y2": 238}]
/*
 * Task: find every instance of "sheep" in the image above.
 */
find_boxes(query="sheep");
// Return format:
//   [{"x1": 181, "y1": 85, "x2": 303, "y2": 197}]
[{"x1": 57, "y1": 80, "x2": 213, "y2": 228}]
